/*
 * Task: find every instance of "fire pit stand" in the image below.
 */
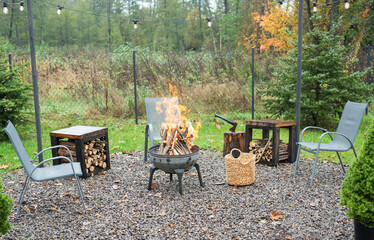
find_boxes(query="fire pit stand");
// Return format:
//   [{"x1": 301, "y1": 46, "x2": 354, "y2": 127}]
[{"x1": 147, "y1": 145, "x2": 204, "y2": 194}]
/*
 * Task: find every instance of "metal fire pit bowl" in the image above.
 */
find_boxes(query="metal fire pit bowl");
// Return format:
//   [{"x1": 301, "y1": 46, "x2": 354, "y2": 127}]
[{"x1": 147, "y1": 145, "x2": 204, "y2": 195}]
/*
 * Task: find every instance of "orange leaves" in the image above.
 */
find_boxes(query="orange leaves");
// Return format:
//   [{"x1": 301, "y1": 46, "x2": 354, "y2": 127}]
[
  {"x1": 270, "y1": 211, "x2": 283, "y2": 221},
  {"x1": 240, "y1": 1, "x2": 298, "y2": 54},
  {"x1": 0, "y1": 162, "x2": 10, "y2": 169}
]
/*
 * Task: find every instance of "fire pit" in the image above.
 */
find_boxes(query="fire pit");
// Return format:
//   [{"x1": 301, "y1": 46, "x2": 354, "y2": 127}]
[{"x1": 147, "y1": 145, "x2": 204, "y2": 195}]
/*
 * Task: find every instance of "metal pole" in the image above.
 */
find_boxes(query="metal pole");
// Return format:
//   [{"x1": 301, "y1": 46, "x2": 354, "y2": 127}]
[
  {"x1": 133, "y1": 50, "x2": 138, "y2": 124},
  {"x1": 8, "y1": 53, "x2": 12, "y2": 70},
  {"x1": 251, "y1": 47, "x2": 255, "y2": 120},
  {"x1": 295, "y1": 0, "x2": 304, "y2": 143},
  {"x1": 27, "y1": 0, "x2": 43, "y2": 162},
  {"x1": 366, "y1": 44, "x2": 371, "y2": 115}
]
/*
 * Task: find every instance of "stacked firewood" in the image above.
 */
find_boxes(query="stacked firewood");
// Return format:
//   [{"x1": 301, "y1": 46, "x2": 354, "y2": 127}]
[
  {"x1": 57, "y1": 139, "x2": 107, "y2": 174},
  {"x1": 158, "y1": 124, "x2": 193, "y2": 155},
  {"x1": 248, "y1": 138, "x2": 289, "y2": 163}
]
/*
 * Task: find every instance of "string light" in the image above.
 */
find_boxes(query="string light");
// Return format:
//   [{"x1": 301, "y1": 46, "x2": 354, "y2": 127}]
[
  {"x1": 133, "y1": 20, "x2": 138, "y2": 29},
  {"x1": 19, "y1": 1, "x2": 24, "y2": 12},
  {"x1": 344, "y1": 0, "x2": 350, "y2": 9},
  {"x1": 3, "y1": 2, "x2": 8, "y2": 14},
  {"x1": 313, "y1": 2, "x2": 317, "y2": 12},
  {"x1": 206, "y1": 18, "x2": 212, "y2": 27},
  {"x1": 57, "y1": 6, "x2": 63, "y2": 15}
]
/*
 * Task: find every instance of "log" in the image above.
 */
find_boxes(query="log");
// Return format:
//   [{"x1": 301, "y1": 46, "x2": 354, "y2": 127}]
[
  {"x1": 223, "y1": 132, "x2": 245, "y2": 156},
  {"x1": 58, "y1": 148, "x2": 76, "y2": 157}
]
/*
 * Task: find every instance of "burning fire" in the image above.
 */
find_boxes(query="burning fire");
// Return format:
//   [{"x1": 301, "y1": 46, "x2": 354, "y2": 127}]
[{"x1": 156, "y1": 84, "x2": 201, "y2": 155}]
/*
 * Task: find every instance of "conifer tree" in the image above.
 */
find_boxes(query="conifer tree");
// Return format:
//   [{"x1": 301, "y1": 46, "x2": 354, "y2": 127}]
[
  {"x1": 264, "y1": 19, "x2": 368, "y2": 127},
  {"x1": 0, "y1": 38, "x2": 32, "y2": 131}
]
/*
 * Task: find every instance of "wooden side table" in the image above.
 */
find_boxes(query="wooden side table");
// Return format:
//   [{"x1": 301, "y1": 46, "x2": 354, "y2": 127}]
[
  {"x1": 244, "y1": 120, "x2": 297, "y2": 166},
  {"x1": 50, "y1": 126, "x2": 110, "y2": 178}
]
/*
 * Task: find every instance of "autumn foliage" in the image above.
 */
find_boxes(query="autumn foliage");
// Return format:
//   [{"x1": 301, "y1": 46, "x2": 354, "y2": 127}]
[{"x1": 240, "y1": 1, "x2": 298, "y2": 53}]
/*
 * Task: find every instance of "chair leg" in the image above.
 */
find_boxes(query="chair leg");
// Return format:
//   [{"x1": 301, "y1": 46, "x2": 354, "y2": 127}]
[
  {"x1": 336, "y1": 152, "x2": 346, "y2": 174},
  {"x1": 310, "y1": 150, "x2": 320, "y2": 186},
  {"x1": 16, "y1": 176, "x2": 31, "y2": 220},
  {"x1": 294, "y1": 145, "x2": 301, "y2": 176},
  {"x1": 74, "y1": 175, "x2": 87, "y2": 214}
]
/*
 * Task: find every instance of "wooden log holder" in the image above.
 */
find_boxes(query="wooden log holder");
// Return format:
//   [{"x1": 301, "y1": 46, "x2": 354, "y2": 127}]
[
  {"x1": 244, "y1": 120, "x2": 297, "y2": 166},
  {"x1": 50, "y1": 126, "x2": 110, "y2": 178}
]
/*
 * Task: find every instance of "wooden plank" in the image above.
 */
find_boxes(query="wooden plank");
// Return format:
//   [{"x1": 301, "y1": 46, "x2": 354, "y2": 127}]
[
  {"x1": 50, "y1": 126, "x2": 108, "y2": 139},
  {"x1": 245, "y1": 120, "x2": 296, "y2": 128}
]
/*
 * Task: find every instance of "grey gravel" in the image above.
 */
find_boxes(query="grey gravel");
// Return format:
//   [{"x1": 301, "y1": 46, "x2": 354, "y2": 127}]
[{"x1": 1, "y1": 151, "x2": 353, "y2": 239}]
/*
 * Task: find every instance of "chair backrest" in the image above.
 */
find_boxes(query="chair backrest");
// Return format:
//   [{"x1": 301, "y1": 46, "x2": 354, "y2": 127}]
[
  {"x1": 3, "y1": 121, "x2": 34, "y2": 176},
  {"x1": 145, "y1": 97, "x2": 180, "y2": 140},
  {"x1": 334, "y1": 101, "x2": 368, "y2": 145}
]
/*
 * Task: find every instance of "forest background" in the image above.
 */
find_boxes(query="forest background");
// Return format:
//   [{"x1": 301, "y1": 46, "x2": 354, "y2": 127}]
[{"x1": 0, "y1": 0, "x2": 373, "y2": 166}]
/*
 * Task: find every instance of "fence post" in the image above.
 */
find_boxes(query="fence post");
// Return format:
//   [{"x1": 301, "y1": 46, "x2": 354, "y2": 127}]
[
  {"x1": 133, "y1": 50, "x2": 138, "y2": 124},
  {"x1": 251, "y1": 47, "x2": 255, "y2": 120},
  {"x1": 8, "y1": 53, "x2": 12, "y2": 70},
  {"x1": 366, "y1": 44, "x2": 371, "y2": 115}
]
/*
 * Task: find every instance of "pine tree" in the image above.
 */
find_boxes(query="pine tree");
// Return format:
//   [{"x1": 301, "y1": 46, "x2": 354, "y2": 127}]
[
  {"x1": 0, "y1": 38, "x2": 32, "y2": 132},
  {"x1": 264, "y1": 19, "x2": 368, "y2": 127}
]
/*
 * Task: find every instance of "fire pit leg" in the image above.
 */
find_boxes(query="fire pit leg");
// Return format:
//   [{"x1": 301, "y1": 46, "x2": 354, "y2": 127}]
[
  {"x1": 170, "y1": 173, "x2": 173, "y2": 182},
  {"x1": 147, "y1": 165, "x2": 159, "y2": 191},
  {"x1": 194, "y1": 163, "x2": 204, "y2": 187},
  {"x1": 174, "y1": 169, "x2": 184, "y2": 195}
]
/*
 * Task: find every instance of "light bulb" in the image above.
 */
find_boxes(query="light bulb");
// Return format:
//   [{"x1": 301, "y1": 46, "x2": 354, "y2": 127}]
[
  {"x1": 20, "y1": 2, "x2": 24, "y2": 11},
  {"x1": 133, "y1": 20, "x2": 138, "y2": 29},
  {"x1": 344, "y1": 0, "x2": 350, "y2": 9},
  {"x1": 3, "y1": 3, "x2": 8, "y2": 14},
  {"x1": 206, "y1": 18, "x2": 212, "y2": 27},
  {"x1": 57, "y1": 6, "x2": 63, "y2": 15},
  {"x1": 313, "y1": 2, "x2": 317, "y2": 12}
]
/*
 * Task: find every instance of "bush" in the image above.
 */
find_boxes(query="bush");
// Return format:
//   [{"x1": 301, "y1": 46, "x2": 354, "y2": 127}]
[
  {"x1": 264, "y1": 19, "x2": 368, "y2": 127},
  {"x1": 0, "y1": 179, "x2": 12, "y2": 235},
  {"x1": 0, "y1": 37, "x2": 32, "y2": 132},
  {"x1": 340, "y1": 120, "x2": 374, "y2": 228}
]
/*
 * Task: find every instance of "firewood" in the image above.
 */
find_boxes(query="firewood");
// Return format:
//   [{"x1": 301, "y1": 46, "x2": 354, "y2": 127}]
[
  {"x1": 58, "y1": 148, "x2": 76, "y2": 157},
  {"x1": 89, "y1": 166, "x2": 95, "y2": 172},
  {"x1": 102, "y1": 162, "x2": 107, "y2": 169}
]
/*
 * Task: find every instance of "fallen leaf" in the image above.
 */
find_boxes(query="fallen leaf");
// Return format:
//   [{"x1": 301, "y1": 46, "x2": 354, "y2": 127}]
[
  {"x1": 0, "y1": 163, "x2": 10, "y2": 169},
  {"x1": 314, "y1": 178, "x2": 320, "y2": 183},
  {"x1": 215, "y1": 124, "x2": 221, "y2": 129},
  {"x1": 151, "y1": 183, "x2": 156, "y2": 189},
  {"x1": 270, "y1": 211, "x2": 283, "y2": 221},
  {"x1": 169, "y1": 224, "x2": 176, "y2": 228},
  {"x1": 130, "y1": 186, "x2": 134, "y2": 190},
  {"x1": 159, "y1": 210, "x2": 166, "y2": 216}
]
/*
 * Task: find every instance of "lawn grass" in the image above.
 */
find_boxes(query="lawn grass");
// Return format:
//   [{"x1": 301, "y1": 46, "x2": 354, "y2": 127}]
[{"x1": 1, "y1": 112, "x2": 372, "y2": 173}]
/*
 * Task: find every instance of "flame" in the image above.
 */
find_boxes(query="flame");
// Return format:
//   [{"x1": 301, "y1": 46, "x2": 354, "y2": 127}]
[{"x1": 155, "y1": 84, "x2": 201, "y2": 155}]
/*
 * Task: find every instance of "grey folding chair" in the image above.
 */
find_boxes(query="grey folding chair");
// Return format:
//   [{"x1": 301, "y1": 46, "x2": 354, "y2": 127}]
[
  {"x1": 294, "y1": 101, "x2": 368, "y2": 186},
  {"x1": 144, "y1": 97, "x2": 180, "y2": 162},
  {"x1": 3, "y1": 121, "x2": 87, "y2": 219}
]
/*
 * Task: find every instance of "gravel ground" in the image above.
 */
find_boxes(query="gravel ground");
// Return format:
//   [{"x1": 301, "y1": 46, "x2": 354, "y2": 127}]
[{"x1": 1, "y1": 150, "x2": 353, "y2": 239}]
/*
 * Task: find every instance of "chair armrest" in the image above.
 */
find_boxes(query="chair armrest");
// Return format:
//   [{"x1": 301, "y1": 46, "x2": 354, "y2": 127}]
[
  {"x1": 30, "y1": 156, "x2": 78, "y2": 178},
  {"x1": 32, "y1": 145, "x2": 73, "y2": 164},
  {"x1": 318, "y1": 131, "x2": 354, "y2": 148},
  {"x1": 300, "y1": 126, "x2": 328, "y2": 142}
]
